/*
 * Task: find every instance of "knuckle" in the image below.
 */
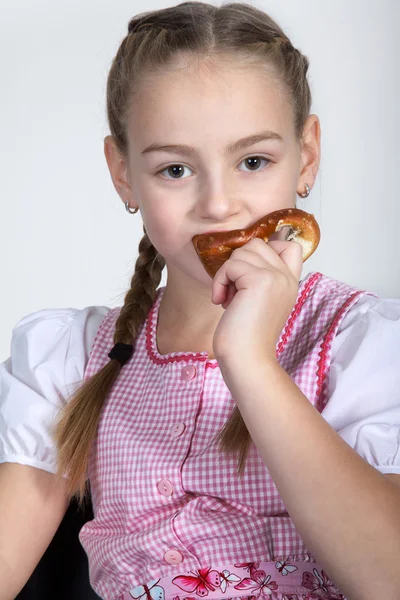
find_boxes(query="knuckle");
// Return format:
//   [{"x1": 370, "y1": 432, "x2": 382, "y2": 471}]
[{"x1": 249, "y1": 237, "x2": 265, "y2": 247}]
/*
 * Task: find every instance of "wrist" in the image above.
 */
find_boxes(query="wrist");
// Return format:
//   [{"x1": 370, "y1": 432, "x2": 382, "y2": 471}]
[{"x1": 218, "y1": 353, "x2": 282, "y2": 384}]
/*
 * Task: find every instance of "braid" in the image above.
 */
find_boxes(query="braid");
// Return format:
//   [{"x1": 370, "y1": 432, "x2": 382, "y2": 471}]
[
  {"x1": 53, "y1": 227, "x2": 165, "y2": 506},
  {"x1": 273, "y1": 35, "x2": 295, "y2": 50},
  {"x1": 271, "y1": 35, "x2": 309, "y2": 72},
  {"x1": 113, "y1": 227, "x2": 165, "y2": 347}
]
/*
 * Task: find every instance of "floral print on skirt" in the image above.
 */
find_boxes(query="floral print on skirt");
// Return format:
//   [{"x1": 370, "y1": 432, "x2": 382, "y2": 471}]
[{"x1": 122, "y1": 560, "x2": 347, "y2": 600}]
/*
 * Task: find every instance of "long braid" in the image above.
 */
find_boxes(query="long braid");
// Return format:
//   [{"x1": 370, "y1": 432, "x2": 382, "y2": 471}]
[
  {"x1": 113, "y1": 227, "x2": 165, "y2": 348},
  {"x1": 53, "y1": 228, "x2": 164, "y2": 506}
]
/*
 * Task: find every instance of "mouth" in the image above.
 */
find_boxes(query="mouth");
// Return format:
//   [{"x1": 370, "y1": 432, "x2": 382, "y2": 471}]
[{"x1": 198, "y1": 225, "x2": 293, "y2": 240}]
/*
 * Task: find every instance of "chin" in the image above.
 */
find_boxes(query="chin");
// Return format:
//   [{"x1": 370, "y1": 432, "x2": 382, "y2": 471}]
[{"x1": 167, "y1": 260, "x2": 213, "y2": 287}]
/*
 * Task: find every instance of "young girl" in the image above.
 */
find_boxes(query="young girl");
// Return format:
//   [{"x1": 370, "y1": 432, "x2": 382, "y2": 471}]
[{"x1": 1, "y1": 2, "x2": 400, "y2": 600}]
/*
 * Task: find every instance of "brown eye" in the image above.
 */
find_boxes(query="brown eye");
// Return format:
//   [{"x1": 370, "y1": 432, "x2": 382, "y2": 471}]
[
  {"x1": 158, "y1": 164, "x2": 192, "y2": 180},
  {"x1": 239, "y1": 156, "x2": 270, "y2": 172}
]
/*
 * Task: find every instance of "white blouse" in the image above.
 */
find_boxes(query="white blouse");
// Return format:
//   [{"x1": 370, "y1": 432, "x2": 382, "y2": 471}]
[{"x1": 0, "y1": 293, "x2": 399, "y2": 476}]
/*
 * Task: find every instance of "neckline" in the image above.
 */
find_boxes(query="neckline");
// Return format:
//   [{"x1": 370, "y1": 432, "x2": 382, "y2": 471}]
[
  {"x1": 146, "y1": 286, "x2": 214, "y2": 365},
  {"x1": 145, "y1": 272, "x2": 321, "y2": 365}
]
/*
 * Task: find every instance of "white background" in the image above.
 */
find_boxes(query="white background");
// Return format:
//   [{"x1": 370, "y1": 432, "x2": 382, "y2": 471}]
[{"x1": 1, "y1": 0, "x2": 399, "y2": 361}]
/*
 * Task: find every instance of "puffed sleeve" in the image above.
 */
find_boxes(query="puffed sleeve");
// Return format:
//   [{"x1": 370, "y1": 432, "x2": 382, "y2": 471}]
[
  {"x1": 323, "y1": 294, "x2": 400, "y2": 474},
  {"x1": 0, "y1": 306, "x2": 110, "y2": 474}
]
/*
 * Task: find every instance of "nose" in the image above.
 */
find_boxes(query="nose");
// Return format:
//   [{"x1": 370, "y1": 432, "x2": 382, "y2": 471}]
[{"x1": 196, "y1": 178, "x2": 239, "y2": 220}]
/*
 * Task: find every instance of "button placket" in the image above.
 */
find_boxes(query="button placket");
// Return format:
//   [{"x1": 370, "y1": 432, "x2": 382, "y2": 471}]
[{"x1": 157, "y1": 362, "x2": 201, "y2": 569}]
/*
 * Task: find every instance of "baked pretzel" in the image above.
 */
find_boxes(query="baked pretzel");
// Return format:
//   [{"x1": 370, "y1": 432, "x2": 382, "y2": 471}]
[{"x1": 192, "y1": 208, "x2": 320, "y2": 278}]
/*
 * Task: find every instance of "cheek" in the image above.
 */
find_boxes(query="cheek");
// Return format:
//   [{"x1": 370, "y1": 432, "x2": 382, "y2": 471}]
[
  {"x1": 276, "y1": 162, "x2": 300, "y2": 197},
  {"x1": 141, "y1": 215, "x2": 209, "y2": 277},
  {"x1": 140, "y1": 212, "x2": 184, "y2": 258}
]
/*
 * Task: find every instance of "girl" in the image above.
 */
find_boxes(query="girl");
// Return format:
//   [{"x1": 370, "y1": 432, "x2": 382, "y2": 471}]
[{"x1": 1, "y1": 2, "x2": 400, "y2": 600}]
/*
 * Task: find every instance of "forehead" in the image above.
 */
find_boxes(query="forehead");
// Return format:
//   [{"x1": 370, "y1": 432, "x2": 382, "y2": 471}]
[{"x1": 126, "y1": 57, "x2": 294, "y2": 150}]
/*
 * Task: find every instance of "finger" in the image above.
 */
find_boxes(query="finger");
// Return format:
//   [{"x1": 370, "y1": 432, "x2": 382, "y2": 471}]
[
  {"x1": 212, "y1": 259, "x2": 253, "y2": 305},
  {"x1": 228, "y1": 238, "x2": 281, "y2": 267},
  {"x1": 222, "y1": 281, "x2": 236, "y2": 309},
  {"x1": 228, "y1": 246, "x2": 268, "y2": 268},
  {"x1": 232, "y1": 238, "x2": 297, "y2": 272},
  {"x1": 267, "y1": 240, "x2": 303, "y2": 279}
]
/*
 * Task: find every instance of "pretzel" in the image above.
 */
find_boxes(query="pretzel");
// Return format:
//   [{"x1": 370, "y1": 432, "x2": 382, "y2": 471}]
[{"x1": 192, "y1": 208, "x2": 320, "y2": 278}]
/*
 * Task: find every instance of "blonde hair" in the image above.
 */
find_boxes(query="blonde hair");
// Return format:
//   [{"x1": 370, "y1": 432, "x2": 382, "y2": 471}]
[{"x1": 53, "y1": 1, "x2": 312, "y2": 507}]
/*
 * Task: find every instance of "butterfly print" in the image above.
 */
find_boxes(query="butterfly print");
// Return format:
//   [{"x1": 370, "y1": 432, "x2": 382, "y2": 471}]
[
  {"x1": 219, "y1": 570, "x2": 242, "y2": 593},
  {"x1": 302, "y1": 568, "x2": 343, "y2": 599},
  {"x1": 275, "y1": 560, "x2": 299, "y2": 576},
  {"x1": 234, "y1": 569, "x2": 278, "y2": 596},
  {"x1": 172, "y1": 568, "x2": 221, "y2": 597},
  {"x1": 130, "y1": 579, "x2": 165, "y2": 600}
]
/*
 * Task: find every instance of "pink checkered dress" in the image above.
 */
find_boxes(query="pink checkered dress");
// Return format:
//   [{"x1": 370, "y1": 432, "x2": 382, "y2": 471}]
[{"x1": 79, "y1": 271, "x2": 377, "y2": 600}]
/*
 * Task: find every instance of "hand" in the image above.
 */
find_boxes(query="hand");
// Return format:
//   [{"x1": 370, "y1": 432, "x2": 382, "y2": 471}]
[{"x1": 211, "y1": 238, "x2": 303, "y2": 368}]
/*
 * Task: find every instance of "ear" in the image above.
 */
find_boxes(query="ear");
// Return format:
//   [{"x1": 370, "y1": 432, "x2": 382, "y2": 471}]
[
  {"x1": 103, "y1": 135, "x2": 138, "y2": 210},
  {"x1": 297, "y1": 114, "x2": 321, "y2": 192}
]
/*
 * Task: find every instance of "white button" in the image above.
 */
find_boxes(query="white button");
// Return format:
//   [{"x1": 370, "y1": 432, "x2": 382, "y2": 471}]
[
  {"x1": 163, "y1": 549, "x2": 183, "y2": 564},
  {"x1": 157, "y1": 479, "x2": 173, "y2": 497},
  {"x1": 170, "y1": 422, "x2": 186, "y2": 438},
  {"x1": 181, "y1": 365, "x2": 196, "y2": 381}
]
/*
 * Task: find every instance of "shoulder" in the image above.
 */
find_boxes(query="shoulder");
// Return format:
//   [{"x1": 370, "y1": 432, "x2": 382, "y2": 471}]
[
  {"x1": 333, "y1": 292, "x2": 400, "y2": 357},
  {"x1": 310, "y1": 271, "x2": 400, "y2": 344},
  {"x1": 4, "y1": 305, "x2": 111, "y2": 398},
  {"x1": 12, "y1": 305, "x2": 111, "y2": 337},
  {"x1": 325, "y1": 292, "x2": 400, "y2": 424},
  {"x1": 0, "y1": 306, "x2": 110, "y2": 473}
]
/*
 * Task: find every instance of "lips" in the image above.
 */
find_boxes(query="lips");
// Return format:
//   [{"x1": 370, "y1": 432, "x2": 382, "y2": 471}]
[{"x1": 199, "y1": 226, "x2": 241, "y2": 235}]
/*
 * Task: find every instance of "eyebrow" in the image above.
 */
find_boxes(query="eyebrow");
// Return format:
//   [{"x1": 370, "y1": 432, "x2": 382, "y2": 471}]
[{"x1": 141, "y1": 130, "x2": 284, "y2": 156}]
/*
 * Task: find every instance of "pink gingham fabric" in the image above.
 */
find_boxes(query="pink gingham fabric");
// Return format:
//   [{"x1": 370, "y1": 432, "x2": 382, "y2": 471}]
[{"x1": 79, "y1": 271, "x2": 377, "y2": 600}]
